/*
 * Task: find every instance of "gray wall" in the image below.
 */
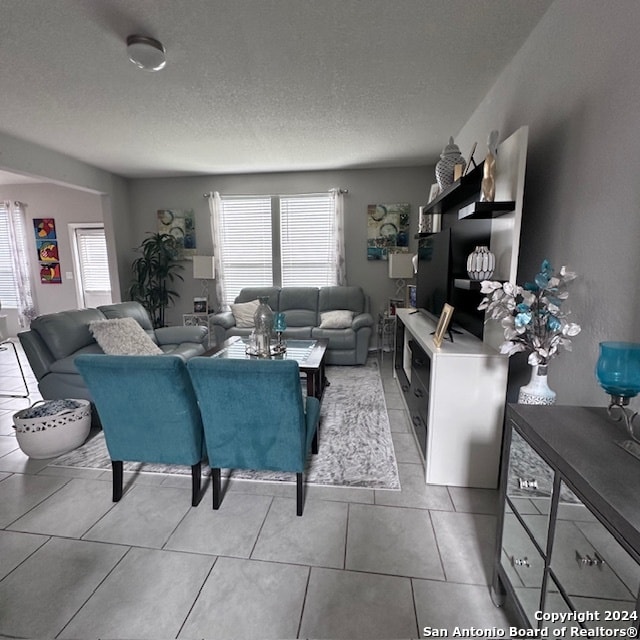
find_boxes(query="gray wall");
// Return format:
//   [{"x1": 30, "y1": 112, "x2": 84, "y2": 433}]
[
  {"x1": 455, "y1": 1, "x2": 640, "y2": 406},
  {"x1": 128, "y1": 166, "x2": 431, "y2": 327}
]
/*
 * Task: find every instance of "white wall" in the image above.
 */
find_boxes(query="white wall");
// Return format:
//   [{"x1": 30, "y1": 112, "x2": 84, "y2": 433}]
[
  {"x1": 128, "y1": 166, "x2": 432, "y2": 327},
  {"x1": 0, "y1": 184, "x2": 110, "y2": 334},
  {"x1": 455, "y1": 1, "x2": 640, "y2": 405},
  {"x1": 0, "y1": 130, "x2": 132, "y2": 323}
]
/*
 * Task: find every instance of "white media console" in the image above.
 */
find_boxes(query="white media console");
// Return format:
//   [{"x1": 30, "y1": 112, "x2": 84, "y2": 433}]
[{"x1": 394, "y1": 307, "x2": 508, "y2": 489}]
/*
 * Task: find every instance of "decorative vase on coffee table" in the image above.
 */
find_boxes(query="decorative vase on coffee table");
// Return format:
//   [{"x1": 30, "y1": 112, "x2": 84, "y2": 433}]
[
  {"x1": 518, "y1": 364, "x2": 556, "y2": 405},
  {"x1": 253, "y1": 296, "x2": 274, "y2": 357}
]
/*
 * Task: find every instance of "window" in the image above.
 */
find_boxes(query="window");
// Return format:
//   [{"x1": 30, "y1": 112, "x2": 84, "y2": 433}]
[
  {"x1": 219, "y1": 193, "x2": 337, "y2": 304},
  {"x1": 69, "y1": 224, "x2": 112, "y2": 308},
  {"x1": 280, "y1": 194, "x2": 335, "y2": 287},
  {"x1": 0, "y1": 202, "x2": 30, "y2": 308}
]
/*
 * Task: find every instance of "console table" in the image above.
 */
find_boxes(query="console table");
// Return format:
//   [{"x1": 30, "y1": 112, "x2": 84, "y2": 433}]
[
  {"x1": 492, "y1": 405, "x2": 640, "y2": 632},
  {"x1": 394, "y1": 307, "x2": 508, "y2": 488}
]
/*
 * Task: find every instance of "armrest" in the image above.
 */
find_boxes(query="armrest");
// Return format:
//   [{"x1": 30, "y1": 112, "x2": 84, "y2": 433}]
[
  {"x1": 155, "y1": 325, "x2": 208, "y2": 346},
  {"x1": 210, "y1": 311, "x2": 236, "y2": 330},
  {"x1": 18, "y1": 330, "x2": 55, "y2": 381},
  {"x1": 352, "y1": 312, "x2": 374, "y2": 331}
]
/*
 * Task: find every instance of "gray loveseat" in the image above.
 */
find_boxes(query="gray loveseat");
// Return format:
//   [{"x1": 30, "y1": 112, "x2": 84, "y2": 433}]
[
  {"x1": 19, "y1": 301, "x2": 208, "y2": 402},
  {"x1": 210, "y1": 286, "x2": 373, "y2": 365}
]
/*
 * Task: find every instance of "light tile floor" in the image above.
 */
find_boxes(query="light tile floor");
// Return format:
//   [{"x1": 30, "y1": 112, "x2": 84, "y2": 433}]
[{"x1": 0, "y1": 341, "x2": 517, "y2": 639}]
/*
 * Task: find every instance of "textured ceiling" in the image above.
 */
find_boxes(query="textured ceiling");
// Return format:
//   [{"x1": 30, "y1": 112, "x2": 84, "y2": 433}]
[{"x1": 0, "y1": 0, "x2": 551, "y2": 180}]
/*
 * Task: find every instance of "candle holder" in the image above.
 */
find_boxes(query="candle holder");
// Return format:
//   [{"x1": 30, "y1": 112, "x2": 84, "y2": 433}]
[
  {"x1": 595, "y1": 341, "x2": 640, "y2": 460},
  {"x1": 274, "y1": 312, "x2": 287, "y2": 353}
]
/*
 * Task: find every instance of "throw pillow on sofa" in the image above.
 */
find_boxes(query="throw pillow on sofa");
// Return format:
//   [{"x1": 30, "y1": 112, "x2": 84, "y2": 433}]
[
  {"x1": 319, "y1": 310, "x2": 354, "y2": 329},
  {"x1": 230, "y1": 299, "x2": 261, "y2": 328},
  {"x1": 89, "y1": 317, "x2": 163, "y2": 355}
]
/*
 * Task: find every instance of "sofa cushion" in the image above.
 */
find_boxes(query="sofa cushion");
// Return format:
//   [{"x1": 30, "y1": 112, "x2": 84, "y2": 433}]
[
  {"x1": 235, "y1": 287, "x2": 280, "y2": 310},
  {"x1": 230, "y1": 299, "x2": 260, "y2": 328},
  {"x1": 50, "y1": 344, "x2": 105, "y2": 375},
  {"x1": 31, "y1": 308, "x2": 106, "y2": 360},
  {"x1": 89, "y1": 318, "x2": 163, "y2": 356},
  {"x1": 98, "y1": 301, "x2": 157, "y2": 342},
  {"x1": 319, "y1": 310, "x2": 354, "y2": 329},
  {"x1": 279, "y1": 288, "x2": 319, "y2": 327},
  {"x1": 318, "y1": 286, "x2": 366, "y2": 314},
  {"x1": 311, "y1": 327, "x2": 356, "y2": 349}
]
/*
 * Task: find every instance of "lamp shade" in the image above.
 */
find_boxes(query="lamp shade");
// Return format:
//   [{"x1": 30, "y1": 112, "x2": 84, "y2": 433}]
[
  {"x1": 388, "y1": 253, "x2": 415, "y2": 279},
  {"x1": 596, "y1": 341, "x2": 640, "y2": 398},
  {"x1": 193, "y1": 256, "x2": 215, "y2": 280}
]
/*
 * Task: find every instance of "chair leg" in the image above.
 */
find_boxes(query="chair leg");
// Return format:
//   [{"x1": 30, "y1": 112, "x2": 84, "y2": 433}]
[
  {"x1": 312, "y1": 429, "x2": 318, "y2": 455},
  {"x1": 212, "y1": 468, "x2": 221, "y2": 510},
  {"x1": 296, "y1": 472, "x2": 304, "y2": 516},
  {"x1": 112, "y1": 460, "x2": 123, "y2": 502},
  {"x1": 191, "y1": 462, "x2": 202, "y2": 506},
  {"x1": 0, "y1": 341, "x2": 29, "y2": 398}
]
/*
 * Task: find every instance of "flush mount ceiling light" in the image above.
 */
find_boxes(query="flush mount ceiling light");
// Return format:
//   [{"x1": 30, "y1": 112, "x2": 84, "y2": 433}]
[{"x1": 126, "y1": 35, "x2": 166, "y2": 71}]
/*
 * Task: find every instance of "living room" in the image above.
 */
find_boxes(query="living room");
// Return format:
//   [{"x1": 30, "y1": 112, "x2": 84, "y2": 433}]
[{"x1": 1, "y1": 1, "x2": 639, "y2": 638}]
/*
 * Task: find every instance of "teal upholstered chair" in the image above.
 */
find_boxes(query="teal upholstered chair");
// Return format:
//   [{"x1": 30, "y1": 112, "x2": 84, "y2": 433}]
[
  {"x1": 187, "y1": 357, "x2": 320, "y2": 516},
  {"x1": 75, "y1": 354, "x2": 206, "y2": 506}
]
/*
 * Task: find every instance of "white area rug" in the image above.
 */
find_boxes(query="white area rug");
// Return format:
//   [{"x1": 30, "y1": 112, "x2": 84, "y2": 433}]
[{"x1": 51, "y1": 361, "x2": 401, "y2": 490}]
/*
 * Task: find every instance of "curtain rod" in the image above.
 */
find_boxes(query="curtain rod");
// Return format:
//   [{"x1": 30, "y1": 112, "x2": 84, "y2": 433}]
[{"x1": 203, "y1": 188, "x2": 348, "y2": 198}]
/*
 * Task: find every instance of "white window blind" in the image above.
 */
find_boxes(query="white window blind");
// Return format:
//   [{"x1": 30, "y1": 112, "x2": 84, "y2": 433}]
[
  {"x1": 0, "y1": 203, "x2": 29, "y2": 307},
  {"x1": 219, "y1": 196, "x2": 272, "y2": 304},
  {"x1": 75, "y1": 227, "x2": 111, "y2": 293},
  {"x1": 280, "y1": 194, "x2": 335, "y2": 287}
]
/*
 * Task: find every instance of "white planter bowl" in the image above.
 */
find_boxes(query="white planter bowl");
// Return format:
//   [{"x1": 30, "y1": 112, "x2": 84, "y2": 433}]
[{"x1": 13, "y1": 399, "x2": 91, "y2": 459}]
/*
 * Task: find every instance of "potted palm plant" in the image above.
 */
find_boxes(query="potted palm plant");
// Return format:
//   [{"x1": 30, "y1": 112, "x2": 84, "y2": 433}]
[{"x1": 129, "y1": 233, "x2": 184, "y2": 328}]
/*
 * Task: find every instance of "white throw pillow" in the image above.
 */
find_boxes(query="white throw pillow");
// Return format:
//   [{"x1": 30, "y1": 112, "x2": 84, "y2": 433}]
[
  {"x1": 231, "y1": 299, "x2": 261, "y2": 328},
  {"x1": 319, "y1": 310, "x2": 354, "y2": 329},
  {"x1": 89, "y1": 317, "x2": 163, "y2": 355}
]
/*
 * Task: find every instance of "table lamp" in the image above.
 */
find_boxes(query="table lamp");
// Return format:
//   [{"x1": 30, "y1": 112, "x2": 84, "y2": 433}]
[
  {"x1": 193, "y1": 256, "x2": 215, "y2": 312},
  {"x1": 595, "y1": 341, "x2": 640, "y2": 460},
  {"x1": 388, "y1": 253, "x2": 415, "y2": 305}
]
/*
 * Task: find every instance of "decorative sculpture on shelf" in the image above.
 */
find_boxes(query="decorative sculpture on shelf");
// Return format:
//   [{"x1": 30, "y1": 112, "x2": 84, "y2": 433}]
[{"x1": 481, "y1": 130, "x2": 499, "y2": 203}]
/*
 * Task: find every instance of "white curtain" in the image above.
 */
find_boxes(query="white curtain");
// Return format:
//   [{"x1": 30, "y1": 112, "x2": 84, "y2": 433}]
[
  {"x1": 331, "y1": 190, "x2": 346, "y2": 285},
  {"x1": 5, "y1": 201, "x2": 36, "y2": 327},
  {"x1": 207, "y1": 192, "x2": 228, "y2": 311}
]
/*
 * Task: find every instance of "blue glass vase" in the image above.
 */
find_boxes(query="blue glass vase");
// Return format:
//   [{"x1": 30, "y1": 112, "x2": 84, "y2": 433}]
[{"x1": 596, "y1": 341, "x2": 640, "y2": 399}]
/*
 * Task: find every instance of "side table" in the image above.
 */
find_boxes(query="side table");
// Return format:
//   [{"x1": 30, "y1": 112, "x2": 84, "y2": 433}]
[
  {"x1": 182, "y1": 313, "x2": 215, "y2": 348},
  {"x1": 377, "y1": 312, "x2": 396, "y2": 365}
]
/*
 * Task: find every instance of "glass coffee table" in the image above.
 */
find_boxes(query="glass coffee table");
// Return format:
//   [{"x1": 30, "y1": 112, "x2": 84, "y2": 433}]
[{"x1": 203, "y1": 336, "x2": 329, "y2": 400}]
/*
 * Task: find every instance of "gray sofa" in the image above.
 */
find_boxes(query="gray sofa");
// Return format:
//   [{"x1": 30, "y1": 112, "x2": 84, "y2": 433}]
[
  {"x1": 210, "y1": 286, "x2": 373, "y2": 365},
  {"x1": 19, "y1": 301, "x2": 208, "y2": 402}
]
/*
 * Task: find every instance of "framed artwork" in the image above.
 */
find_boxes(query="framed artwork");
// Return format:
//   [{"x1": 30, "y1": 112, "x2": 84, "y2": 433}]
[
  {"x1": 33, "y1": 218, "x2": 56, "y2": 240},
  {"x1": 37, "y1": 239, "x2": 59, "y2": 262},
  {"x1": 40, "y1": 262, "x2": 62, "y2": 284},
  {"x1": 157, "y1": 209, "x2": 196, "y2": 257},
  {"x1": 428, "y1": 184, "x2": 439, "y2": 203},
  {"x1": 33, "y1": 218, "x2": 62, "y2": 284},
  {"x1": 433, "y1": 303, "x2": 454, "y2": 348},
  {"x1": 193, "y1": 297, "x2": 207, "y2": 313},
  {"x1": 408, "y1": 285, "x2": 417, "y2": 308},
  {"x1": 389, "y1": 297, "x2": 405, "y2": 316},
  {"x1": 367, "y1": 203, "x2": 410, "y2": 260}
]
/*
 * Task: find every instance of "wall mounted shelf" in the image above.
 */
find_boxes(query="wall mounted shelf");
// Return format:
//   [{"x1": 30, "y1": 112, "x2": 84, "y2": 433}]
[
  {"x1": 457, "y1": 201, "x2": 515, "y2": 220},
  {"x1": 423, "y1": 162, "x2": 485, "y2": 215}
]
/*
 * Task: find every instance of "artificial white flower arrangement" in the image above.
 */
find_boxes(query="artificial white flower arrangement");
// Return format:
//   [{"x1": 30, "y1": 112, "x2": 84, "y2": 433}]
[{"x1": 478, "y1": 259, "x2": 581, "y2": 366}]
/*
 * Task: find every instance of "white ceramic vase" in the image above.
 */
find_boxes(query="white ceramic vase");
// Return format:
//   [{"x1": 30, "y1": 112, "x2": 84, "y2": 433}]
[
  {"x1": 466, "y1": 245, "x2": 495, "y2": 280},
  {"x1": 518, "y1": 364, "x2": 557, "y2": 405}
]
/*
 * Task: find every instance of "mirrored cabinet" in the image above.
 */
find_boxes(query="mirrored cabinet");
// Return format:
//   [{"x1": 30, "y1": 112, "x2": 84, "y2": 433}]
[{"x1": 493, "y1": 405, "x2": 640, "y2": 632}]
